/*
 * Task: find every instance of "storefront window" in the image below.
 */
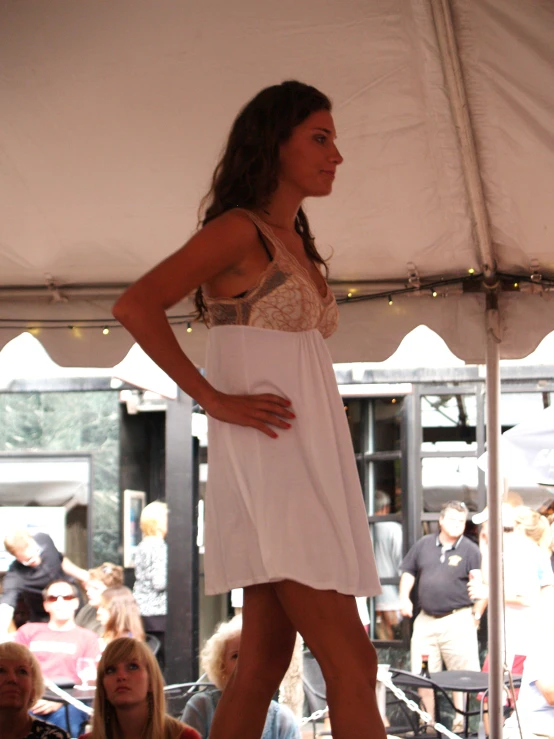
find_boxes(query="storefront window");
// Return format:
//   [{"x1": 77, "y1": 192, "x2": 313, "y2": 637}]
[
  {"x1": 373, "y1": 398, "x2": 403, "y2": 452},
  {"x1": 365, "y1": 396, "x2": 405, "y2": 643},
  {"x1": 344, "y1": 399, "x2": 364, "y2": 454},
  {"x1": 368, "y1": 460, "x2": 403, "y2": 514},
  {"x1": 421, "y1": 394, "x2": 477, "y2": 451},
  {"x1": 421, "y1": 456, "x2": 478, "y2": 512}
]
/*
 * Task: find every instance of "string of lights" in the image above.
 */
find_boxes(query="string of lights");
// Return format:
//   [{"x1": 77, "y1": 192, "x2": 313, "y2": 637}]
[
  {"x1": 337, "y1": 270, "x2": 554, "y2": 305},
  {"x1": 1, "y1": 270, "x2": 552, "y2": 334}
]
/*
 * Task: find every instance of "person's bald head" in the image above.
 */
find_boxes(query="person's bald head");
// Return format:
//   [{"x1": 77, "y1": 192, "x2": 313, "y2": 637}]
[{"x1": 4, "y1": 531, "x2": 42, "y2": 567}]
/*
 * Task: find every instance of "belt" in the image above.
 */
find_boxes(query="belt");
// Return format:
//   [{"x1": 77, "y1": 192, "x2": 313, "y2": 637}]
[{"x1": 424, "y1": 607, "x2": 470, "y2": 619}]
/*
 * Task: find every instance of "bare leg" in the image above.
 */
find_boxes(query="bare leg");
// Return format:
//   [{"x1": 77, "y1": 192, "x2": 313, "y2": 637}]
[
  {"x1": 275, "y1": 580, "x2": 387, "y2": 739},
  {"x1": 209, "y1": 583, "x2": 297, "y2": 739}
]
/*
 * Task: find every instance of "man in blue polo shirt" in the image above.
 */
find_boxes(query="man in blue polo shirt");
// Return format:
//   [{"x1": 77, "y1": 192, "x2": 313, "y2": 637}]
[{"x1": 399, "y1": 500, "x2": 483, "y2": 731}]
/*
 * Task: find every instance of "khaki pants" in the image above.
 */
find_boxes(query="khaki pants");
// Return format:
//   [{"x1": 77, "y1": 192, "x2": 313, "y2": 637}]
[
  {"x1": 411, "y1": 607, "x2": 480, "y2": 732},
  {"x1": 411, "y1": 607, "x2": 480, "y2": 674}
]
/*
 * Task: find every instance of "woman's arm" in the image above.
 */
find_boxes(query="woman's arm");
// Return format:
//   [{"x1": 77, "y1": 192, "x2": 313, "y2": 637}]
[{"x1": 113, "y1": 211, "x2": 294, "y2": 438}]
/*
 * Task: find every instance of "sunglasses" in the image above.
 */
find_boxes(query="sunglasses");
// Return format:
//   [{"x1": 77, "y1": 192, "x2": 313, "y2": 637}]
[{"x1": 45, "y1": 594, "x2": 76, "y2": 603}]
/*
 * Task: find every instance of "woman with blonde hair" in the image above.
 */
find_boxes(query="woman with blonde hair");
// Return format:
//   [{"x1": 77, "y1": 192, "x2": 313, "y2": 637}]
[
  {"x1": 79, "y1": 637, "x2": 199, "y2": 739},
  {"x1": 514, "y1": 507, "x2": 552, "y2": 552},
  {"x1": 182, "y1": 616, "x2": 299, "y2": 739},
  {"x1": 97, "y1": 587, "x2": 145, "y2": 647},
  {"x1": 132, "y1": 500, "x2": 168, "y2": 665},
  {"x1": 0, "y1": 641, "x2": 69, "y2": 738}
]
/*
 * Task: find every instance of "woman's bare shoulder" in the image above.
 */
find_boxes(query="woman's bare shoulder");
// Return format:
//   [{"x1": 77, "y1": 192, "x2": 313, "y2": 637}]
[
  {"x1": 113, "y1": 209, "x2": 259, "y2": 314},
  {"x1": 201, "y1": 207, "x2": 256, "y2": 238}
]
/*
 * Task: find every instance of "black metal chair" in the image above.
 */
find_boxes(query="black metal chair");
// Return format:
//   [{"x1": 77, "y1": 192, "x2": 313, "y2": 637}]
[
  {"x1": 302, "y1": 651, "x2": 331, "y2": 738},
  {"x1": 388, "y1": 668, "x2": 486, "y2": 737},
  {"x1": 302, "y1": 653, "x2": 431, "y2": 738},
  {"x1": 384, "y1": 669, "x2": 444, "y2": 737},
  {"x1": 145, "y1": 632, "x2": 161, "y2": 657},
  {"x1": 163, "y1": 681, "x2": 214, "y2": 719}
]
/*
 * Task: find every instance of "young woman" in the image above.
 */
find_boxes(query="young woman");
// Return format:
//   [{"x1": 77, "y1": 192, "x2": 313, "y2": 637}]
[
  {"x1": 182, "y1": 616, "x2": 299, "y2": 738},
  {"x1": 113, "y1": 80, "x2": 385, "y2": 739},
  {"x1": 97, "y1": 587, "x2": 145, "y2": 648},
  {"x1": 0, "y1": 642, "x2": 69, "y2": 739},
  {"x1": 76, "y1": 563, "x2": 124, "y2": 636},
  {"x1": 79, "y1": 637, "x2": 199, "y2": 739}
]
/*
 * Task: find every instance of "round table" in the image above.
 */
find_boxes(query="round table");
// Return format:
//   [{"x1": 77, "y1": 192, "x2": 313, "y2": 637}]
[{"x1": 430, "y1": 670, "x2": 491, "y2": 692}]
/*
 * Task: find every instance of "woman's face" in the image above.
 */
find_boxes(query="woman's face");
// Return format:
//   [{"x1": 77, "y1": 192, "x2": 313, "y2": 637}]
[
  {"x1": 0, "y1": 660, "x2": 34, "y2": 711},
  {"x1": 102, "y1": 658, "x2": 150, "y2": 709},
  {"x1": 278, "y1": 109, "x2": 343, "y2": 199},
  {"x1": 97, "y1": 603, "x2": 110, "y2": 626},
  {"x1": 221, "y1": 634, "x2": 241, "y2": 685},
  {"x1": 86, "y1": 579, "x2": 107, "y2": 608}
]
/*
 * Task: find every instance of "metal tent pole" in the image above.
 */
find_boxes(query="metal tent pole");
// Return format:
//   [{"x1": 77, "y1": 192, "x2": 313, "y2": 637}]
[{"x1": 485, "y1": 296, "x2": 504, "y2": 739}]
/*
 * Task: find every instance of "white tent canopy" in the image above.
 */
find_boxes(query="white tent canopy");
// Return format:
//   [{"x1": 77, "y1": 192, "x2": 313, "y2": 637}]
[
  {"x1": 480, "y1": 404, "x2": 554, "y2": 488},
  {"x1": 1, "y1": 0, "x2": 553, "y2": 367}
]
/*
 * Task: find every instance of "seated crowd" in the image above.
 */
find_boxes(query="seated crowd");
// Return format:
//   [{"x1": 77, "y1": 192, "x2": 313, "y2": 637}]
[
  {"x1": 0, "y1": 528, "x2": 299, "y2": 739},
  {"x1": 4, "y1": 500, "x2": 554, "y2": 738},
  {"x1": 0, "y1": 526, "x2": 161, "y2": 738},
  {"x1": 182, "y1": 615, "x2": 299, "y2": 739},
  {"x1": 0, "y1": 571, "x2": 302, "y2": 738},
  {"x1": 0, "y1": 637, "x2": 200, "y2": 739}
]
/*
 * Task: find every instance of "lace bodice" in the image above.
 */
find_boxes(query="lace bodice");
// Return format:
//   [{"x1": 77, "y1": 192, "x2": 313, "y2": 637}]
[{"x1": 204, "y1": 210, "x2": 339, "y2": 338}]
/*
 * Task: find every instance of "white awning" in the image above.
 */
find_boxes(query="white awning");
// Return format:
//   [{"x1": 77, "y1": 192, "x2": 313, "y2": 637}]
[{"x1": 1, "y1": 0, "x2": 553, "y2": 366}]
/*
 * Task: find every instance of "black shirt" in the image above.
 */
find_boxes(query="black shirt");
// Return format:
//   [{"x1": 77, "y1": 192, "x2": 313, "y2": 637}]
[
  {"x1": 75, "y1": 602, "x2": 103, "y2": 635},
  {"x1": 0, "y1": 533, "x2": 64, "y2": 621},
  {"x1": 400, "y1": 534, "x2": 480, "y2": 616},
  {"x1": 26, "y1": 718, "x2": 70, "y2": 738}
]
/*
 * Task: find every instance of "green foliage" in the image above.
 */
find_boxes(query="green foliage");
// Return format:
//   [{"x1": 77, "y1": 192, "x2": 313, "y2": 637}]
[{"x1": 0, "y1": 391, "x2": 121, "y2": 566}]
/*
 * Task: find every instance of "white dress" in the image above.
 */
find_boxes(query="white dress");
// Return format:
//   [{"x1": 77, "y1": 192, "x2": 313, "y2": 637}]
[{"x1": 203, "y1": 210, "x2": 381, "y2": 597}]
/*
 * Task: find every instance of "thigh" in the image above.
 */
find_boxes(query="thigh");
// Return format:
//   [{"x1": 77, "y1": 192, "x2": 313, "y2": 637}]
[
  {"x1": 273, "y1": 580, "x2": 376, "y2": 680},
  {"x1": 439, "y1": 609, "x2": 480, "y2": 671},
  {"x1": 235, "y1": 583, "x2": 297, "y2": 682},
  {"x1": 411, "y1": 612, "x2": 442, "y2": 673}
]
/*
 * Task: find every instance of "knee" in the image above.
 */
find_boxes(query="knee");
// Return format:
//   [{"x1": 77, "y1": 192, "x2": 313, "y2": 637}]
[
  {"x1": 324, "y1": 660, "x2": 377, "y2": 695},
  {"x1": 235, "y1": 651, "x2": 291, "y2": 694},
  {"x1": 321, "y1": 640, "x2": 379, "y2": 690}
]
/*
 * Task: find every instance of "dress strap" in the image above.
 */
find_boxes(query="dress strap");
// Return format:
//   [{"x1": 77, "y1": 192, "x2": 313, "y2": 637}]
[
  {"x1": 236, "y1": 208, "x2": 283, "y2": 254},
  {"x1": 255, "y1": 225, "x2": 273, "y2": 262},
  {"x1": 232, "y1": 224, "x2": 273, "y2": 299}
]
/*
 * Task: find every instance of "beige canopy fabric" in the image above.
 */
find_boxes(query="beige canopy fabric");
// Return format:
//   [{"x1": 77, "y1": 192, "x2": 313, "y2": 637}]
[{"x1": 1, "y1": 0, "x2": 553, "y2": 366}]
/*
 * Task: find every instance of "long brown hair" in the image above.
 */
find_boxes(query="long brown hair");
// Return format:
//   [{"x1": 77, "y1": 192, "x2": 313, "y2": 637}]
[
  {"x1": 100, "y1": 586, "x2": 145, "y2": 644},
  {"x1": 91, "y1": 637, "x2": 186, "y2": 739},
  {"x1": 195, "y1": 80, "x2": 332, "y2": 317}
]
